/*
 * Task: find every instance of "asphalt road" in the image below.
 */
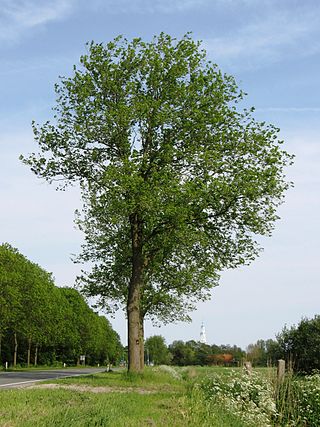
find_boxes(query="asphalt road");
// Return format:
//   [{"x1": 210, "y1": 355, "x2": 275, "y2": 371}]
[{"x1": 0, "y1": 368, "x2": 106, "y2": 389}]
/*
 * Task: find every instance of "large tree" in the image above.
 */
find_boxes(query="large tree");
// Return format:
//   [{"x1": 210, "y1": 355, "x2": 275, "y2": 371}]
[{"x1": 22, "y1": 33, "x2": 292, "y2": 372}]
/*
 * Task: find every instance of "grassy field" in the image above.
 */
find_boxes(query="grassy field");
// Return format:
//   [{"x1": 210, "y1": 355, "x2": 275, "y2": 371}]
[
  {"x1": 1, "y1": 366, "x2": 319, "y2": 426},
  {"x1": 0, "y1": 367, "x2": 245, "y2": 427}
]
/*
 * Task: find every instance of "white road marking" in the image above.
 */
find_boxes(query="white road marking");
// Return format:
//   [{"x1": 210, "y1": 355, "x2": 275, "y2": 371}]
[
  {"x1": 0, "y1": 373, "x2": 91, "y2": 388},
  {"x1": 0, "y1": 378, "x2": 49, "y2": 387}
]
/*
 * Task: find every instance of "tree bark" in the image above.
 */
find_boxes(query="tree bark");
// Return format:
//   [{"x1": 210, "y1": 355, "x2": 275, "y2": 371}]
[
  {"x1": 34, "y1": 345, "x2": 38, "y2": 366},
  {"x1": 139, "y1": 316, "x2": 145, "y2": 370},
  {"x1": 13, "y1": 332, "x2": 18, "y2": 368},
  {"x1": 27, "y1": 337, "x2": 31, "y2": 367},
  {"x1": 127, "y1": 214, "x2": 143, "y2": 373}
]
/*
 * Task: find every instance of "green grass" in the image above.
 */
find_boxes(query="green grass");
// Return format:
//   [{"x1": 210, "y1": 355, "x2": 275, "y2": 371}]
[
  {"x1": 55, "y1": 369, "x2": 184, "y2": 392},
  {"x1": 0, "y1": 388, "x2": 187, "y2": 426},
  {"x1": 2, "y1": 365, "x2": 318, "y2": 426},
  {"x1": 0, "y1": 367, "x2": 247, "y2": 426}
]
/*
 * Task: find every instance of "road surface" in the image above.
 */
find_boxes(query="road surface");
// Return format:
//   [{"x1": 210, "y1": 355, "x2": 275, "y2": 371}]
[{"x1": 0, "y1": 368, "x2": 105, "y2": 389}]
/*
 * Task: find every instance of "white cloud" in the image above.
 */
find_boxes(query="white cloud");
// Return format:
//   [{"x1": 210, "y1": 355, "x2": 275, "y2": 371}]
[
  {"x1": 203, "y1": 7, "x2": 320, "y2": 69},
  {"x1": 90, "y1": 0, "x2": 209, "y2": 14},
  {"x1": 0, "y1": 0, "x2": 74, "y2": 41},
  {"x1": 89, "y1": 0, "x2": 281, "y2": 15},
  {"x1": 0, "y1": 128, "x2": 83, "y2": 287},
  {"x1": 256, "y1": 107, "x2": 320, "y2": 113}
]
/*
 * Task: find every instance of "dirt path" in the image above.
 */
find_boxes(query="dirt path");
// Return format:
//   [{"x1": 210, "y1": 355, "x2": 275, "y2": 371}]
[{"x1": 29, "y1": 383, "x2": 155, "y2": 394}]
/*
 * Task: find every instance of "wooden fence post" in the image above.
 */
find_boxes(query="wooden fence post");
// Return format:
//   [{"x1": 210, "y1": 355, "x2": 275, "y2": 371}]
[
  {"x1": 244, "y1": 361, "x2": 252, "y2": 375},
  {"x1": 277, "y1": 359, "x2": 285, "y2": 383}
]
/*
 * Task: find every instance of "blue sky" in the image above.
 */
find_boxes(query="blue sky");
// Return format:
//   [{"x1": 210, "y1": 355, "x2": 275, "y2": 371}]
[{"x1": 1, "y1": 0, "x2": 319, "y2": 348}]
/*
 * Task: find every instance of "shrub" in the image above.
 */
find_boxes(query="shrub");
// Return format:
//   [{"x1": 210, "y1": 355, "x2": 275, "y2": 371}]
[
  {"x1": 296, "y1": 374, "x2": 320, "y2": 425},
  {"x1": 276, "y1": 315, "x2": 320, "y2": 374},
  {"x1": 197, "y1": 370, "x2": 277, "y2": 426},
  {"x1": 194, "y1": 369, "x2": 320, "y2": 426}
]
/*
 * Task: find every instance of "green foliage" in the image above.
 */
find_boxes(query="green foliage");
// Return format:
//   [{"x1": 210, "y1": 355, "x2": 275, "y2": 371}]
[
  {"x1": 169, "y1": 340, "x2": 196, "y2": 366},
  {"x1": 0, "y1": 243, "x2": 21, "y2": 337},
  {"x1": 274, "y1": 372, "x2": 320, "y2": 426},
  {"x1": 246, "y1": 339, "x2": 275, "y2": 366},
  {"x1": 144, "y1": 335, "x2": 171, "y2": 365},
  {"x1": 273, "y1": 315, "x2": 320, "y2": 374},
  {"x1": 292, "y1": 316, "x2": 320, "y2": 374},
  {"x1": 188, "y1": 383, "x2": 249, "y2": 427},
  {"x1": 295, "y1": 374, "x2": 320, "y2": 425},
  {"x1": 169, "y1": 340, "x2": 245, "y2": 366},
  {"x1": 190, "y1": 368, "x2": 320, "y2": 426},
  {"x1": 203, "y1": 371, "x2": 277, "y2": 425}
]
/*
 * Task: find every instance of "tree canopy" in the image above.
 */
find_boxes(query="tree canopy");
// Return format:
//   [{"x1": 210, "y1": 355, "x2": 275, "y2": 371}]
[
  {"x1": 21, "y1": 33, "x2": 292, "y2": 372},
  {"x1": 145, "y1": 335, "x2": 171, "y2": 365},
  {"x1": 271, "y1": 316, "x2": 320, "y2": 374}
]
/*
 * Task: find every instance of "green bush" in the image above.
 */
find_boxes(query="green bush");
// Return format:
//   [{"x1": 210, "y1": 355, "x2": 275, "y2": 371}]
[
  {"x1": 192, "y1": 369, "x2": 320, "y2": 426},
  {"x1": 196, "y1": 370, "x2": 276, "y2": 426},
  {"x1": 296, "y1": 374, "x2": 320, "y2": 425},
  {"x1": 276, "y1": 315, "x2": 320, "y2": 374}
]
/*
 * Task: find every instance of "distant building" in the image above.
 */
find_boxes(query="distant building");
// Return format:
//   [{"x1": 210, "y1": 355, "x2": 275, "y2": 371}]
[{"x1": 200, "y1": 322, "x2": 207, "y2": 344}]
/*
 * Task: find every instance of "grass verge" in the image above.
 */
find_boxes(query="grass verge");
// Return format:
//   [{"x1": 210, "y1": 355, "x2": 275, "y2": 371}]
[{"x1": 0, "y1": 367, "x2": 246, "y2": 427}]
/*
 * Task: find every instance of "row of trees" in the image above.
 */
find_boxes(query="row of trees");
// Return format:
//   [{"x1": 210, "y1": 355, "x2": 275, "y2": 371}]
[
  {"x1": 0, "y1": 243, "x2": 122, "y2": 367},
  {"x1": 144, "y1": 335, "x2": 245, "y2": 366},
  {"x1": 247, "y1": 316, "x2": 320, "y2": 374},
  {"x1": 146, "y1": 314, "x2": 320, "y2": 372}
]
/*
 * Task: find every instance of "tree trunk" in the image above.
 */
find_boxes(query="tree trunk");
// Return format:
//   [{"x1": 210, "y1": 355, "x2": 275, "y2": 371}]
[
  {"x1": 127, "y1": 214, "x2": 143, "y2": 373},
  {"x1": 139, "y1": 316, "x2": 145, "y2": 370},
  {"x1": 13, "y1": 332, "x2": 18, "y2": 368},
  {"x1": 27, "y1": 337, "x2": 31, "y2": 367},
  {"x1": 34, "y1": 345, "x2": 38, "y2": 366}
]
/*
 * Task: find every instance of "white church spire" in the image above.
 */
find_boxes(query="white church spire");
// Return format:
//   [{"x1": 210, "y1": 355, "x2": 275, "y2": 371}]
[{"x1": 200, "y1": 322, "x2": 207, "y2": 344}]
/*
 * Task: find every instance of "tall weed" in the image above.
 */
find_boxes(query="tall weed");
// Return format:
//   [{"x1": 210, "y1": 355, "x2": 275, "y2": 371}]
[
  {"x1": 198, "y1": 370, "x2": 276, "y2": 426},
  {"x1": 191, "y1": 368, "x2": 320, "y2": 426}
]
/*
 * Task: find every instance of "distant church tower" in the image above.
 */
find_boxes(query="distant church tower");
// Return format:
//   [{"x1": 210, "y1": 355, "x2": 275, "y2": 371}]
[{"x1": 200, "y1": 322, "x2": 207, "y2": 344}]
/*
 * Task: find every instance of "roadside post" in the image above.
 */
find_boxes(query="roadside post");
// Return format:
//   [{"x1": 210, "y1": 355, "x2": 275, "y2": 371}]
[{"x1": 277, "y1": 359, "x2": 286, "y2": 383}]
